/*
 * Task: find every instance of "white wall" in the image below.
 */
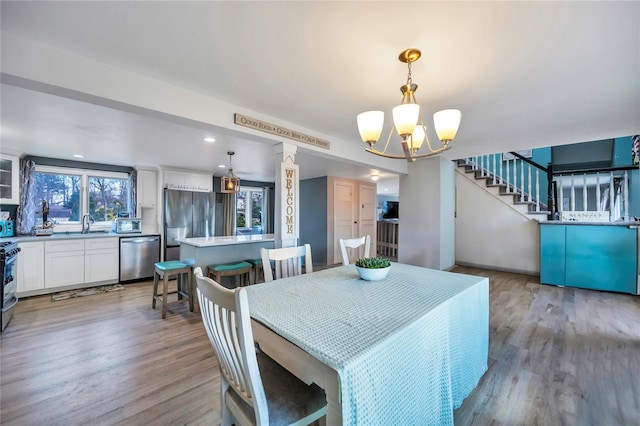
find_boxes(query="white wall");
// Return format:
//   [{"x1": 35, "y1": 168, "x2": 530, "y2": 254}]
[
  {"x1": 398, "y1": 157, "x2": 455, "y2": 270},
  {"x1": 455, "y1": 171, "x2": 540, "y2": 274}
]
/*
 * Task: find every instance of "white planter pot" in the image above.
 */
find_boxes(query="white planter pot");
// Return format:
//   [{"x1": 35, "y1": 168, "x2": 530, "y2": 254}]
[{"x1": 356, "y1": 265, "x2": 390, "y2": 281}]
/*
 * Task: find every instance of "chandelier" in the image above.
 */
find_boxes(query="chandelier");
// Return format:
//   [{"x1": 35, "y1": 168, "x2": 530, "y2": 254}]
[
  {"x1": 221, "y1": 151, "x2": 240, "y2": 193},
  {"x1": 357, "y1": 48, "x2": 462, "y2": 162}
]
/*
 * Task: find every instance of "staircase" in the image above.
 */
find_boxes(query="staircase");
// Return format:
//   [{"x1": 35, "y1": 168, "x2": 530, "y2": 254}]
[{"x1": 456, "y1": 157, "x2": 550, "y2": 222}]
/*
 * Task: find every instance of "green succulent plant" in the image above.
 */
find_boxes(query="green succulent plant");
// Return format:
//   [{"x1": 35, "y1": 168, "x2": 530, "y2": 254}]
[{"x1": 355, "y1": 257, "x2": 391, "y2": 269}]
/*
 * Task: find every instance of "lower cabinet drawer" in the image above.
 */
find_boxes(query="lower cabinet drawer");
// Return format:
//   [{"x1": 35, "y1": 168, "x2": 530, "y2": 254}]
[{"x1": 45, "y1": 239, "x2": 85, "y2": 253}]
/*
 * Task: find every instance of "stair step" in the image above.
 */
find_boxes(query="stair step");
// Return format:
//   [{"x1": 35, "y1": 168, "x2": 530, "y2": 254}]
[{"x1": 458, "y1": 158, "x2": 550, "y2": 218}]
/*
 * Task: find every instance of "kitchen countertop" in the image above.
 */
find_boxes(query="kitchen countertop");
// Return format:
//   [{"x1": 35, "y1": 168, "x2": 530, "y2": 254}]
[
  {"x1": 4, "y1": 232, "x2": 160, "y2": 243},
  {"x1": 178, "y1": 233, "x2": 275, "y2": 248},
  {"x1": 540, "y1": 221, "x2": 639, "y2": 227}
]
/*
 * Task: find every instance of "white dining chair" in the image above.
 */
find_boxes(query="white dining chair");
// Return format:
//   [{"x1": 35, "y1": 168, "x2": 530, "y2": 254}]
[
  {"x1": 193, "y1": 267, "x2": 327, "y2": 426},
  {"x1": 260, "y1": 244, "x2": 313, "y2": 282},
  {"x1": 339, "y1": 235, "x2": 371, "y2": 266}
]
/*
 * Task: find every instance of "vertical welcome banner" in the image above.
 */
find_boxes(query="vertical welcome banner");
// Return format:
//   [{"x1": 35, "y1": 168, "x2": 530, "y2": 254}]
[{"x1": 280, "y1": 155, "x2": 299, "y2": 243}]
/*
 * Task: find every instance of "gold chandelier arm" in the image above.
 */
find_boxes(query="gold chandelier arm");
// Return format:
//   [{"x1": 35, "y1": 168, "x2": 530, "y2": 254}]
[
  {"x1": 375, "y1": 124, "x2": 395, "y2": 155},
  {"x1": 422, "y1": 130, "x2": 450, "y2": 153},
  {"x1": 412, "y1": 144, "x2": 452, "y2": 159},
  {"x1": 367, "y1": 143, "x2": 451, "y2": 161},
  {"x1": 365, "y1": 147, "x2": 409, "y2": 160}
]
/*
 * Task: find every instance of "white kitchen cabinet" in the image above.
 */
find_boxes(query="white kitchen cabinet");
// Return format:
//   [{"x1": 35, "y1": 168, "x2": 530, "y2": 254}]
[
  {"x1": 45, "y1": 240, "x2": 85, "y2": 288},
  {"x1": 164, "y1": 169, "x2": 213, "y2": 192},
  {"x1": 137, "y1": 169, "x2": 158, "y2": 208},
  {"x1": 17, "y1": 241, "x2": 45, "y2": 294},
  {"x1": 84, "y1": 238, "x2": 119, "y2": 283},
  {"x1": 0, "y1": 153, "x2": 19, "y2": 204}
]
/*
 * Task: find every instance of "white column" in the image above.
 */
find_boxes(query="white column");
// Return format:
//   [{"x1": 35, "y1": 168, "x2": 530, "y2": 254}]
[
  {"x1": 527, "y1": 165, "x2": 532, "y2": 202},
  {"x1": 558, "y1": 179, "x2": 564, "y2": 212},
  {"x1": 583, "y1": 174, "x2": 588, "y2": 211},
  {"x1": 570, "y1": 175, "x2": 576, "y2": 211},
  {"x1": 274, "y1": 143, "x2": 299, "y2": 248},
  {"x1": 492, "y1": 154, "x2": 497, "y2": 185},
  {"x1": 624, "y1": 170, "x2": 629, "y2": 221},
  {"x1": 520, "y1": 160, "x2": 525, "y2": 202},
  {"x1": 609, "y1": 172, "x2": 614, "y2": 217},
  {"x1": 596, "y1": 173, "x2": 601, "y2": 211},
  {"x1": 505, "y1": 159, "x2": 510, "y2": 192}
]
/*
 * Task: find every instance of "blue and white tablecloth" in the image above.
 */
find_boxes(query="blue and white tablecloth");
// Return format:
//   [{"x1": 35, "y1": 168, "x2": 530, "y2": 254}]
[{"x1": 245, "y1": 263, "x2": 489, "y2": 425}]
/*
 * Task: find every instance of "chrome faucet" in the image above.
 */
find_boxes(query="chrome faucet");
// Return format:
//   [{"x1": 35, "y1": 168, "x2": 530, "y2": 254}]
[{"x1": 81, "y1": 214, "x2": 95, "y2": 234}]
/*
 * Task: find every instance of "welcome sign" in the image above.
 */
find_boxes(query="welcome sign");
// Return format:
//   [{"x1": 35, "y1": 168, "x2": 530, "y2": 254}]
[
  {"x1": 234, "y1": 114, "x2": 330, "y2": 150},
  {"x1": 280, "y1": 159, "x2": 299, "y2": 239}
]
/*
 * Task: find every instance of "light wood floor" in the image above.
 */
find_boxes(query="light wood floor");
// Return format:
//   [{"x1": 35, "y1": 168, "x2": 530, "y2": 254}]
[{"x1": 1, "y1": 267, "x2": 638, "y2": 425}]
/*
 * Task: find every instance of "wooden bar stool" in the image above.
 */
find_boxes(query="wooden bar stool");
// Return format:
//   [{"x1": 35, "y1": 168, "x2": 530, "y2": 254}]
[
  {"x1": 245, "y1": 258, "x2": 264, "y2": 284},
  {"x1": 152, "y1": 260, "x2": 193, "y2": 319},
  {"x1": 207, "y1": 261, "x2": 253, "y2": 288}
]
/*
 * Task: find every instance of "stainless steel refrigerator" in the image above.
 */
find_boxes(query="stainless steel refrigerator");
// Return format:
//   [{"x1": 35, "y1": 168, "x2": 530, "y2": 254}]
[{"x1": 163, "y1": 189, "x2": 216, "y2": 261}]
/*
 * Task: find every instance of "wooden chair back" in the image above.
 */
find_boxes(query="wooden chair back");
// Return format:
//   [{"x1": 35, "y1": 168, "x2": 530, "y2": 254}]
[
  {"x1": 260, "y1": 244, "x2": 313, "y2": 282},
  {"x1": 193, "y1": 267, "x2": 269, "y2": 425},
  {"x1": 339, "y1": 235, "x2": 371, "y2": 265}
]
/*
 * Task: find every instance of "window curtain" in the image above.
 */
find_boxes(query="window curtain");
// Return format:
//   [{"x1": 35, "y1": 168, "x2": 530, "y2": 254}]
[
  {"x1": 263, "y1": 186, "x2": 272, "y2": 234},
  {"x1": 128, "y1": 169, "x2": 137, "y2": 217},
  {"x1": 16, "y1": 159, "x2": 37, "y2": 235},
  {"x1": 222, "y1": 193, "x2": 236, "y2": 236}
]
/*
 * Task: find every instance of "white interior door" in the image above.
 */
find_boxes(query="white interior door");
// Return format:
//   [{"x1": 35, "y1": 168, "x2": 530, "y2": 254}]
[{"x1": 334, "y1": 180, "x2": 356, "y2": 264}]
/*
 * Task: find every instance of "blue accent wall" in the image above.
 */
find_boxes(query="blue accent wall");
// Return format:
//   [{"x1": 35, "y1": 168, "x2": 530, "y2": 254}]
[{"x1": 300, "y1": 177, "x2": 327, "y2": 265}]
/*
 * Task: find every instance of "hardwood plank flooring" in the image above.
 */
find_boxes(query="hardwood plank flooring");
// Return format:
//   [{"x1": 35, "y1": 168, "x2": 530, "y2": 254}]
[
  {"x1": 1, "y1": 268, "x2": 638, "y2": 425},
  {"x1": 453, "y1": 266, "x2": 640, "y2": 426}
]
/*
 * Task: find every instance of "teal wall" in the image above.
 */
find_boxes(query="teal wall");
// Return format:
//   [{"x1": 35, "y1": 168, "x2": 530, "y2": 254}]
[{"x1": 300, "y1": 177, "x2": 328, "y2": 265}]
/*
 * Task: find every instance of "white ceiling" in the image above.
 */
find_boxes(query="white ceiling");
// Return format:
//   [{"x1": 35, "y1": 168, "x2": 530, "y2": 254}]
[{"x1": 1, "y1": 1, "x2": 639, "y2": 196}]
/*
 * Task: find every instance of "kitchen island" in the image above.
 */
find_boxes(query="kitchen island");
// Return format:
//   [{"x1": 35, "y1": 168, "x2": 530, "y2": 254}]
[{"x1": 178, "y1": 234, "x2": 276, "y2": 270}]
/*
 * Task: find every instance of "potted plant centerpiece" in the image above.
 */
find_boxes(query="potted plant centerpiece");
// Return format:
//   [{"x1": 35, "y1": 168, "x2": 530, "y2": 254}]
[{"x1": 354, "y1": 257, "x2": 391, "y2": 281}]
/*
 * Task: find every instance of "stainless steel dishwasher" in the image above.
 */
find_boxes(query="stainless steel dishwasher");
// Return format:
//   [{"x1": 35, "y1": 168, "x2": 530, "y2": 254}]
[{"x1": 119, "y1": 235, "x2": 160, "y2": 282}]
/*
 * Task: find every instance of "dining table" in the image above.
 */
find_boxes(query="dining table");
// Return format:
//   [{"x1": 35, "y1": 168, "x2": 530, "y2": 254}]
[{"x1": 245, "y1": 263, "x2": 489, "y2": 425}]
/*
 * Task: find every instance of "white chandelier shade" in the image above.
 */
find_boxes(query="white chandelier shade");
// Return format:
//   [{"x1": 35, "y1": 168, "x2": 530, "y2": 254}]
[
  {"x1": 407, "y1": 125, "x2": 426, "y2": 151},
  {"x1": 392, "y1": 104, "x2": 420, "y2": 137},
  {"x1": 357, "y1": 111, "x2": 385, "y2": 144},
  {"x1": 433, "y1": 109, "x2": 462, "y2": 143}
]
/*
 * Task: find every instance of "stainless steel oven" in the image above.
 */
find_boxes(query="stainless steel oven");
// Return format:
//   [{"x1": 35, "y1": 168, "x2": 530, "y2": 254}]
[{"x1": 1, "y1": 240, "x2": 20, "y2": 332}]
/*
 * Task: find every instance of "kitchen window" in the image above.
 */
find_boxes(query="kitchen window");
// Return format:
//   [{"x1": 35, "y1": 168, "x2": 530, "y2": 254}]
[
  {"x1": 236, "y1": 186, "x2": 264, "y2": 235},
  {"x1": 34, "y1": 165, "x2": 130, "y2": 231}
]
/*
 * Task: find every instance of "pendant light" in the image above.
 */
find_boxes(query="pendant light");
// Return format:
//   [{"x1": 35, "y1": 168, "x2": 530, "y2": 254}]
[{"x1": 221, "y1": 151, "x2": 240, "y2": 193}]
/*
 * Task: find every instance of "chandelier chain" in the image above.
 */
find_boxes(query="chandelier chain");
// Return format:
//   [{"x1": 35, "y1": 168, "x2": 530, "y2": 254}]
[{"x1": 406, "y1": 61, "x2": 413, "y2": 86}]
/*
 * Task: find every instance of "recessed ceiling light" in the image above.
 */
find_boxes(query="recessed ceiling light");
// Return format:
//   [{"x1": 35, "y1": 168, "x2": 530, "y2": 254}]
[
  {"x1": 204, "y1": 137, "x2": 216, "y2": 143},
  {"x1": 370, "y1": 174, "x2": 380, "y2": 181},
  {"x1": 218, "y1": 164, "x2": 226, "y2": 168},
  {"x1": 73, "y1": 154, "x2": 84, "y2": 158},
  {"x1": 384, "y1": 188, "x2": 389, "y2": 191}
]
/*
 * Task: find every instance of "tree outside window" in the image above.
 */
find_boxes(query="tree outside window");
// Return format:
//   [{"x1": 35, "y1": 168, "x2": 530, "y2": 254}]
[
  {"x1": 236, "y1": 187, "x2": 264, "y2": 235},
  {"x1": 33, "y1": 166, "x2": 130, "y2": 230},
  {"x1": 88, "y1": 176, "x2": 129, "y2": 221}
]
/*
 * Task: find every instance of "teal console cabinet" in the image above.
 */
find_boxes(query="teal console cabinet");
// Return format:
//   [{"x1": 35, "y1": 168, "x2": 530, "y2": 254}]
[{"x1": 540, "y1": 223, "x2": 639, "y2": 294}]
